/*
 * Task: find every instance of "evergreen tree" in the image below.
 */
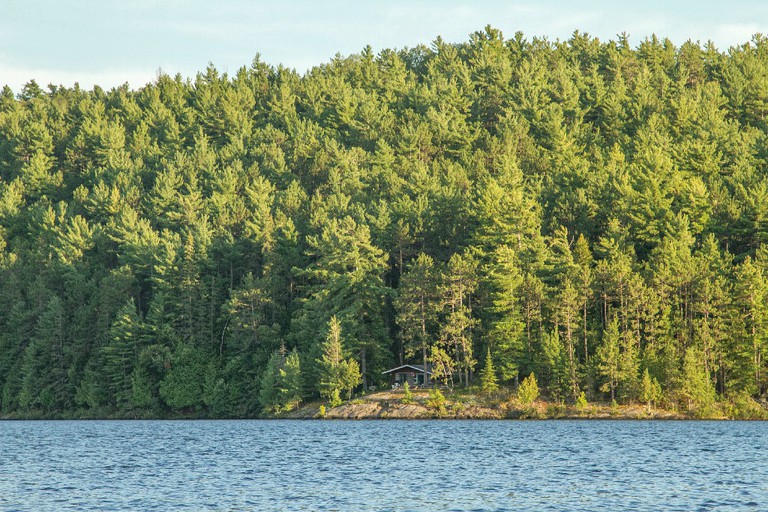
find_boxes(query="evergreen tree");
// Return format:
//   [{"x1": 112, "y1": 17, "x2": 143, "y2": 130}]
[
  {"x1": 540, "y1": 329, "x2": 568, "y2": 400},
  {"x1": 395, "y1": 253, "x2": 440, "y2": 382},
  {"x1": 680, "y1": 347, "x2": 716, "y2": 417},
  {"x1": 572, "y1": 234, "x2": 594, "y2": 364},
  {"x1": 733, "y1": 256, "x2": 768, "y2": 394},
  {"x1": 317, "y1": 316, "x2": 361, "y2": 401},
  {"x1": 518, "y1": 372, "x2": 539, "y2": 405},
  {"x1": 296, "y1": 216, "x2": 389, "y2": 389},
  {"x1": 101, "y1": 299, "x2": 143, "y2": 411},
  {"x1": 479, "y1": 347, "x2": 499, "y2": 394},
  {"x1": 3, "y1": 31, "x2": 768, "y2": 418},
  {"x1": 439, "y1": 251, "x2": 479, "y2": 386},
  {"x1": 484, "y1": 245, "x2": 525, "y2": 382},
  {"x1": 159, "y1": 343, "x2": 204, "y2": 411},
  {"x1": 18, "y1": 296, "x2": 68, "y2": 412},
  {"x1": 278, "y1": 350, "x2": 303, "y2": 411},
  {"x1": 258, "y1": 349, "x2": 282, "y2": 413},
  {"x1": 597, "y1": 318, "x2": 621, "y2": 402},
  {"x1": 641, "y1": 367, "x2": 662, "y2": 412}
]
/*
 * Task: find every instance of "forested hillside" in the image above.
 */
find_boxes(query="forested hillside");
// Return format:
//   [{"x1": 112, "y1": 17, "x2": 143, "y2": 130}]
[{"x1": 2, "y1": 28, "x2": 768, "y2": 417}]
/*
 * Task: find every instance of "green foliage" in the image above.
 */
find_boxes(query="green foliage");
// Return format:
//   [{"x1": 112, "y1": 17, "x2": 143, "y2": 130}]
[
  {"x1": 259, "y1": 347, "x2": 304, "y2": 414},
  {"x1": 317, "y1": 316, "x2": 361, "y2": 401},
  {"x1": 258, "y1": 351, "x2": 281, "y2": 412},
  {"x1": 439, "y1": 251, "x2": 479, "y2": 387},
  {"x1": 518, "y1": 372, "x2": 539, "y2": 405},
  {"x1": 159, "y1": 344, "x2": 204, "y2": 411},
  {"x1": 725, "y1": 391, "x2": 768, "y2": 420},
  {"x1": 1, "y1": 30, "x2": 768, "y2": 418},
  {"x1": 641, "y1": 368, "x2": 663, "y2": 411},
  {"x1": 429, "y1": 346, "x2": 455, "y2": 388},
  {"x1": 297, "y1": 216, "x2": 389, "y2": 389},
  {"x1": 540, "y1": 329, "x2": 567, "y2": 400},
  {"x1": 680, "y1": 347, "x2": 717, "y2": 417},
  {"x1": 575, "y1": 391, "x2": 588, "y2": 412},
  {"x1": 426, "y1": 387, "x2": 447, "y2": 416},
  {"x1": 101, "y1": 299, "x2": 143, "y2": 410},
  {"x1": 329, "y1": 389, "x2": 342, "y2": 408},
  {"x1": 278, "y1": 350, "x2": 303, "y2": 412},
  {"x1": 484, "y1": 246, "x2": 525, "y2": 382},
  {"x1": 597, "y1": 319, "x2": 622, "y2": 402},
  {"x1": 395, "y1": 253, "x2": 440, "y2": 383},
  {"x1": 479, "y1": 348, "x2": 499, "y2": 394},
  {"x1": 18, "y1": 296, "x2": 67, "y2": 412},
  {"x1": 401, "y1": 380, "x2": 413, "y2": 404},
  {"x1": 202, "y1": 362, "x2": 230, "y2": 417}
]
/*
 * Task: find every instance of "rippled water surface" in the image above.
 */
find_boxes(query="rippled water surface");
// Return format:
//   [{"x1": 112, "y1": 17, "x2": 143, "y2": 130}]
[{"x1": 1, "y1": 420, "x2": 766, "y2": 511}]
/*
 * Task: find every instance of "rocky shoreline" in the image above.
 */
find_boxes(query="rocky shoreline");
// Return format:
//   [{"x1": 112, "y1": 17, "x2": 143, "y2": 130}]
[{"x1": 279, "y1": 389, "x2": 702, "y2": 420}]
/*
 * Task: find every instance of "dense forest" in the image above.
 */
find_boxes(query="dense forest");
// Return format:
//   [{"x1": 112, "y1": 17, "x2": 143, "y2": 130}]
[{"x1": 2, "y1": 27, "x2": 768, "y2": 418}]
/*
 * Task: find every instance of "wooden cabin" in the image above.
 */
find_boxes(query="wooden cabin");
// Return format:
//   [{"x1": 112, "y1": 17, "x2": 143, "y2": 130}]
[{"x1": 382, "y1": 364, "x2": 432, "y2": 387}]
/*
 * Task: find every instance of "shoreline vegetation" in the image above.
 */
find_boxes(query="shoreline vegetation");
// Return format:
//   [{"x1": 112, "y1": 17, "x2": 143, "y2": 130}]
[
  {"x1": 3, "y1": 28, "x2": 768, "y2": 421},
  {"x1": 295, "y1": 395, "x2": 690, "y2": 421},
  {"x1": 286, "y1": 390, "x2": 691, "y2": 420},
  {"x1": 4, "y1": 386, "x2": 767, "y2": 420},
  {"x1": 279, "y1": 387, "x2": 768, "y2": 421}
]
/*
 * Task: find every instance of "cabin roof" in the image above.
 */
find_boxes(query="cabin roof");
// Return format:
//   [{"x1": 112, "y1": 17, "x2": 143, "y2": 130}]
[{"x1": 381, "y1": 364, "x2": 432, "y2": 375}]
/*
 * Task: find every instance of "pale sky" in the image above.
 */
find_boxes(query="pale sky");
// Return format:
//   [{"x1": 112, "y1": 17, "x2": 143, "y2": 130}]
[{"x1": 1, "y1": 1, "x2": 767, "y2": 92}]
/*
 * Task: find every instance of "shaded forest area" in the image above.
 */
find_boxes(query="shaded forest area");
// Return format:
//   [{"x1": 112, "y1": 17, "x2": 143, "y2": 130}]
[{"x1": 2, "y1": 27, "x2": 768, "y2": 418}]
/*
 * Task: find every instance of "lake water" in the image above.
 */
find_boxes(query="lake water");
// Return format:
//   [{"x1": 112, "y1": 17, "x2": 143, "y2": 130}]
[{"x1": 0, "y1": 419, "x2": 766, "y2": 511}]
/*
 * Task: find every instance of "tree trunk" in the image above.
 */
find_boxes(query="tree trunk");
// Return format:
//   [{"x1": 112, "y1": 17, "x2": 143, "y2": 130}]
[
  {"x1": 567, "y1": 321, "x2": 576, "y2": 399},
  {"x1": 583, "y1": 301, "x2": 589, "y2": 363},
  {"x1": 361, "y1": 346, "x2": 367, "y2": 390},
  {"x1": 421, "y1": 299, "x2": 428, "y2": 385}
]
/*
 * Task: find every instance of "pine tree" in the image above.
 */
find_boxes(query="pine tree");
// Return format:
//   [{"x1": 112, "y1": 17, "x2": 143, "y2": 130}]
[
  {"x1": 597, "y1": 318, "x2": 621, "y2": 402},
  {"x1": 18, "y1": 296, "x2": 68, "y2": 412},
  {"x1": 158, "y1": 343, "x2": 204, "y2": 411},
  {"x1": 556, "y1": 278, "x2": 581, "y2": 399},
  {"x1": 439, "y1": 251, "x2": 479, "y2": 387},
  {"x1": 297, "y1": 216, "x2": 390, "y2": 389},
  {"x1": 540, "y1": 329, "x2": 568, "y2": 400},
  {"x1": 429, "y1": 346, "x2": 455, "y2": 388},
  {"x1": 4, "y1": 31, "x2": 768, "y2": 418},
  {"x1": 100, "y1": 299, "x2": 143, "y2": 411},
  {"x1": 641, "y1": 367, "x2": 662, "y2": 412},
  {"x1": 278, "y1": 350, "x2": 303, "y2": 411},
  {"x1": 317, "y1": 316, "x2": 360, "y2": 401},
  {"x1": 395, "y1": 253, "x2": 440, "y2": 383},
  {"x1": 258, "y1": 349, "x2": 282, "y2": 413},
  {"x1": 479, "y1": 347, "x2": 499, "y2": 394},
  {"x1": 733, "y1": 256, "x2": 767, "y2": 394},
  {"x1": 426, "y1": 387, "x2": 447, "y2": 416},
  {"x1": 572, "y1": 234, "x2": 594, "y2": 364},
  {"x1": 401, "y1": 380, "x2": 413, "y2": 404},
  {"x1": 680, "y1": 347, "x2": 716, "y2": 417},
  {"x1": 484, "y1": 245, "x2": 525, "y2": 382},
  {"x1": 518, "y1": 373, "x2": 539, "y2": 405}
]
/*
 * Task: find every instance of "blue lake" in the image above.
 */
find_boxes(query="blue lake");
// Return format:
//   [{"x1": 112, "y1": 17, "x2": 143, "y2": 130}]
[{"x1": 0, "y1": 419, "x2": 766, "y2": 511}]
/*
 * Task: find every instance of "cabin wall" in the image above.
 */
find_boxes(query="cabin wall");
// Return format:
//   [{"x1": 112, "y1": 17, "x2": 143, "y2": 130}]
[{"x1": 393, "y1": 372, "x2": 425, "y2": 386}]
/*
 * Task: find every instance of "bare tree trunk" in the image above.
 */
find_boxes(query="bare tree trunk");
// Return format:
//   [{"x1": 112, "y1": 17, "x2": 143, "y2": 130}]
[{"x1": 567, "y1": 320, "x2": 576, "y2": 399}]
